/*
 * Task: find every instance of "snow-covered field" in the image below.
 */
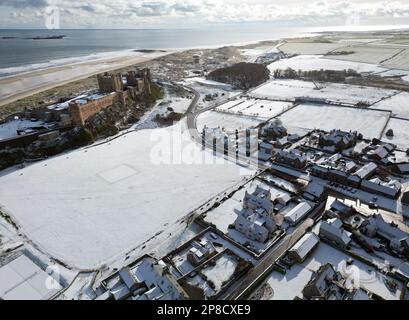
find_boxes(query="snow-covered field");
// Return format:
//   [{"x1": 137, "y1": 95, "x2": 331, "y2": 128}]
[
  {"x1": 267, "y1": 55, "x2": 387, "y2": 74},
  {"x1": 278, "y1": 104, "x2": 390, "y2": 139},
  {"x1": 0, "y1": 123, "x2": 254, "y2": 269},
  {"x1": 250, "y1": 79, "x2": 397, "y2": 105},
  {"x1": 216, "y1": 98, "x2": 292, "y2": 119},
  {"x1": 240, "y1": 46, "x2": 280, "y2": 62},
  {"x1": 370, "y1": 92, "x2": 409, "y2": 119},
  {"x1": 254, "y1": 242, "x2": 402, "y2": 300},
  {"x1": 328, "y1": 45, "x2": 401, "y2": 64},
  {"x1": 381, "y1": 118, "x2": 409, "y2": 150},
  {"x1": 278, "y1": 42, "x2": 345, "y2": 55},
  {"x1": 197, "y1": 111, "x2": 264, "y2": 132},
  {"x1": 134, "y1": 92, "x2": 192, "y2": 130},
  {"x1": 381, "y1": 49, "x2": 409, "y2": 70}
]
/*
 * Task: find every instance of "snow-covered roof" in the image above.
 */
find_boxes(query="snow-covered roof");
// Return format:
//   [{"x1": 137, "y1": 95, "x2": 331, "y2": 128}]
[
  {"x1": 368, "y1": 215, "x2": 409, "y2": 242},
  {"x1": 361, "y1": 179, "x2": 400, "y2": 198},
  {"x1": 290, "y1": 232, "x2": 320, "y2": 261},
  {"x1": 284, "y1": 202, "x2": 312, "y2": 224},
  {"x1": 319, "y1": 218, "x2": 351, "y2": 246},
  {"x1": 354, "y1": 162, "x2": 378, "y2": 179},
  {"x1": 0, "y1": 254, "x2": 62, "y2": 300}
]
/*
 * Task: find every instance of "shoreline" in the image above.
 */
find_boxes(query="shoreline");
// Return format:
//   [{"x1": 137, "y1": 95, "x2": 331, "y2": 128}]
[
  {"x1": 0, "y1": 50, "x2": 174, "y2": 107},
  {"x1": 1, "y1": 23, "x2": 408, "y2": 108},
  {"x1": 0, "y1": 37, "x2": 282, "y2": 107}
]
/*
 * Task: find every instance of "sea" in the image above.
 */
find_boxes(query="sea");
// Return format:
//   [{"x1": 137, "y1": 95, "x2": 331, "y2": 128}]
[
  {"x1": 0, "y1": 25, "x2": 314, "y2": 77},
  {"x1": 1, "y1": 24, "x2": 408, "y2": 78}
]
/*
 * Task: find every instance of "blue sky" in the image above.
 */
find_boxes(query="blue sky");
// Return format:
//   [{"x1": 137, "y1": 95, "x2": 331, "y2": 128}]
[{"x1": 1, "y1": 0, "x2": 409, "y2": 29}]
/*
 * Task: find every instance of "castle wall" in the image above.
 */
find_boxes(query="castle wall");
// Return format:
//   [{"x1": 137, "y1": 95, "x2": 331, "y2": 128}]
[{"x1": 69, "y1": 91, "x2": 129, "y2": 126}]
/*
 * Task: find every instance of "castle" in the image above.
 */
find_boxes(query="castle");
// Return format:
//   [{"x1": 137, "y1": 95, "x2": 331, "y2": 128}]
[{"x1": 69, "y1": 68, "x2": 152, "y2": 126}]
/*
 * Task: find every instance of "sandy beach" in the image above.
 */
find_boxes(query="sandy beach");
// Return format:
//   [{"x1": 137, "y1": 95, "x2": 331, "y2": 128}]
[{"x1": 0, "y1": 50, "x2": 173, "y2": 107}]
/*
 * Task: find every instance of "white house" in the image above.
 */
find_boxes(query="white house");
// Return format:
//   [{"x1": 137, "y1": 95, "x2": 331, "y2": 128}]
[
  {"x1": 187, "y1": 239, "x2": 217, "y2": 266},
  {"x1": 243, "y1": 186, "x2": 274, "y2": 214},
  {"x1": 234, "y1": 208, "x2": 277, "y2": 243}
]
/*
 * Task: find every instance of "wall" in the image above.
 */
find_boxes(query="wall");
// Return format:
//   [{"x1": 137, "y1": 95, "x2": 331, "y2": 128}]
[{"x1": 69, "y1": 91, "x2": 129, "y2": 126}]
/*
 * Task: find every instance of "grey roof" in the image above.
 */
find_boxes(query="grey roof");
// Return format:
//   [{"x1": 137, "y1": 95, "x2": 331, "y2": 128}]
[
  {"x1": 320, "y1": 218, "x2": 351, "y2": 246},
  {"x1": 361, "y1": 180, "x2": 399, "y2": 198},
  {"x1": 284, "y1": 202, "x2": 312, "y2": 224},
  {"x1": 354, "y1": 162, "x2": 378, "y2": 179},
  {"x1": 289, "y1": 233, "x2": 320, "y2": 260}
]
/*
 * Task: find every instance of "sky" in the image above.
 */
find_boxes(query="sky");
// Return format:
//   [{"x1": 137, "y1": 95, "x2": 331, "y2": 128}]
[{"x1": 1, "y1": 0, "x2": 409, "y2": 29}]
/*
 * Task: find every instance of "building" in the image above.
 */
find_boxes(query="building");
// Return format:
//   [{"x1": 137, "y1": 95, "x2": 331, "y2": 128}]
[
  {"x1": 261, "y1": 120, "x2": 287, "y2": 140},
  {"x1": 274, "y1": 193, "x2": 291, "y2": 208},
  {"x1": 0, "y1": 254, "x2": 62, "y2": 300},
  {"x1": 328, "y1": 200, "x2": 354, "y2": 218},
  {"x1": 243, "y1": 186, "x2": 274, "y2": 214},
  {"x1": 318, "y1": 130, "x2": 358, "y2": 152},
  {"x1": 97, "y1": 72, "x2": 123, "y2": 93},
  {"x1": 302, "y1": 264, "x2": 345, "y2": 300},
  {"x1": 258, "y1": 142, "x2": 274, "y2": 162},
  {"x1": 275, "y1": 149, "x2": 307, "y2": 169},
  {"x1": 70, "y1": 69, "x2": 152, "y2": 126},
  {"x1": 367, "y1": 146, "x2": 390, "y2": 161},
  {"x1": 361, "y1": 179, "x2": 401, "y2": 199},
  {"x1": 319, "y1": 218, "x2": 352, "y2": 249},
  {"x1": 284, "y1": 202, "x2": 312, "y2": 226},
  {"x1": 234, "y1": 208, "x2": 277, "y2": 243},
  {"x1": 289, "y1": 233, "x2": 320, "y2": 263},
  {"x1": 98, "y1": 256, "x2": 188, "y2": 300},
  {"x1": 354, "y1": 162, "x2": 378, "y2": 180},
  {"x1": 361, "y1": 215, "x2": 409, "y2": 254},
  {"x1": 186, "y1": 239, "x2": 217, "y2": 266}
]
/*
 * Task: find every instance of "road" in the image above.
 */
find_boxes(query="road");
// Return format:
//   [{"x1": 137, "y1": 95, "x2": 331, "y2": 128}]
[
  {"x1": 181, "y1": 83, "x2": 322, "y2": 300},
  {"x1": 222, "y1": 217, "x2": 315, "y2": 300},
  {"x1": 182, "y1": 84, "x2": 270, "y2": 170}
]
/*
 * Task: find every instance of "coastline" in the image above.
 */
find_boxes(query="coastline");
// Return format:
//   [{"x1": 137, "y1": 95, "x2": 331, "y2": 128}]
[{"x1": 0, "y1": 50, "x2": 174, "y2": 107}]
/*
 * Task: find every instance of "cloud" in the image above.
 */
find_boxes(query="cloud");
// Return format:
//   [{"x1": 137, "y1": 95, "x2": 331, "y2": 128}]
[
  {"x1": 2, "y1": 0, "x2": 409, "y2": 28},
  {"x1": 0, "y1": 0, "x2": 48, "y2": 8}
]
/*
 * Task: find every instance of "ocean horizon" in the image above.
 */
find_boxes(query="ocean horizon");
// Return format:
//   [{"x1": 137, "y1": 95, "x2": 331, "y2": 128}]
[{"x1": 1, "y1": 24, "x2": 408, "y2": 78}]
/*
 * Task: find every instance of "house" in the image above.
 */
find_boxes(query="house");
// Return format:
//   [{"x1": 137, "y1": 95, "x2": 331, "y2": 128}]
[
  {"x1": 328, "y1": 200, "x2": 354, "y2": 218},
  {"x1": 274, "y1": 193, "x2": 291, "y2": 207},
  {"x1": 361, "y1": 179, "x2": 400, "y2": 199},
  {"x1": 187, "y1": 239, "x2": 217, "y2": 266},
  {"x1": 275, "y1": 149, "x2": 307, "y2": 169},
  {"x1": 261, "y1": 121, "x2": 287, "y2": 139},
  {"x1": 302, "y1": 264, "x2": 345, "y2": 300},
  {"x1": 234, "y1": 208, "x2": 277, "y2": 243},
  {"x1": 318, "y1": 130, "x2": 358, "y2": 151},
  {"x1": 368, "y1": 146, "x2": 389, "y2": 161},
  {"x1": 258, "y1": 142, "x2": 274, "y2": 162},
  {"x1": 284, "y1": 202, "x2": 312, "y2": 226},
  {"x1": 289, "y1": 233, "x2": 320, "y2": 263},
  {"x1": 361, "y1": 215, "x2": 409, "y2": 255},
  {"x1": 99, "y1": 256, "x2": 188, "y2": 300},
  {"x1": 347, "y1": 175, "x2": 361, "y2": 188},
  {"x1": 243, "y1": 186, "x2": 274, "y2": 214},
  {"x1": 354, "y1": 162, "x2": 378, "y2": 180},
  {"x1": 319, "y1": 218, "x2": 352, "y2": 249}
]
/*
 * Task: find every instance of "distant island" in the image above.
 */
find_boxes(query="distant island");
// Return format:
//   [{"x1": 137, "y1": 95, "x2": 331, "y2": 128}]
[
  {"x1": 1, "y1": 35, "x2": 66, "y2": 40},
  {"x1": 134, "y1": 49, "x2": 167, "y2": 53},
  {"x1": 28, "y1": 35, "x2": 66, "y2": 40}
]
